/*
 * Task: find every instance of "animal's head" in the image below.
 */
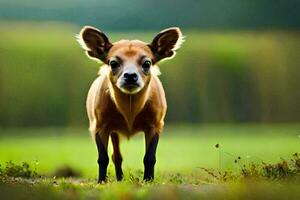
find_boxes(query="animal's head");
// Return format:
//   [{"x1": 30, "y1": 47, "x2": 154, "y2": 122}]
[{"x1": 77, "y1": 26, "x2": 184, "y2": 94}]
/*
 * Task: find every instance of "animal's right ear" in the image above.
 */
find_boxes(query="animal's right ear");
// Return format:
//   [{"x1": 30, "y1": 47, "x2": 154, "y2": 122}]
[{"x1": 77, "y1": 26, "x2": 112, "y2": 63}]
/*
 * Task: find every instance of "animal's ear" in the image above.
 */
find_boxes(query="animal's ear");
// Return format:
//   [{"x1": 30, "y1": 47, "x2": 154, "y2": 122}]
[
  {"x1": 77, "y1": 26, "x2": 112, "y2": 63},
  {"x1": 149, "y1": 27, "x2": 184, "y2": 63}
]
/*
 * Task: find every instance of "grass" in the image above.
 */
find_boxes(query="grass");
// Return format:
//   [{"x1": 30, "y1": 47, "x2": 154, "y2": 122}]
[
  {"x1": 1, "y1": 177, "x2": 300, "y2": 200},
  {"x1": 0, "y1": 155, "x2": 300, "y2": 200},
  {"x1": 0, "y1": 124, "x2": 300, "y2": 177},
  {"x1": 0, "y1": 124, "x2": 300, "y2": 199}
]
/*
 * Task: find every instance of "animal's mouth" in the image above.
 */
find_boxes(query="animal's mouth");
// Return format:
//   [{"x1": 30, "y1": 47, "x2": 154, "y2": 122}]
[{"x1": 120, "y1": 83, "x2": 141, "y2": 94}]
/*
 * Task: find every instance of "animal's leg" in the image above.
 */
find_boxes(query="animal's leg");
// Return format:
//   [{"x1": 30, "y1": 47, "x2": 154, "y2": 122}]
[
  {"x1": 143, "y1": 129, "x2": 160, "y2": 181},
  {"x1": 95, "y1": 132, "x2": 109, "y2": 183},
  {"x1": 111, "y1": 132, "x2": 123, "y2": 181}
]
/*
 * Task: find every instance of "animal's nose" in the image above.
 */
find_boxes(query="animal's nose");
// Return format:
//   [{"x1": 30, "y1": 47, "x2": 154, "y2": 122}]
[{"x1": 124, "y1": 73, "x2": 138, "y2": 84}]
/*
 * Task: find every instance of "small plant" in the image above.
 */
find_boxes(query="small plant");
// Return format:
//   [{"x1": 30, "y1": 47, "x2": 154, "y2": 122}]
[
  {"x1": 215, "y1": 143, "x2": 240, "y2": 171},
  {"x1": 202, "y1": 152, "x2": 300, "y2": 182},
  {"x1": 200, "y1": 167, "x2": 236, "y2": 182},
  {"x1": 128, "y1": 169, "x2": 143, "y2": 183},
  {"x1": 291, "y1": 153, "x2": 300, "y2": 172},
  {"x1": 168, "y1": 173, "x2": 185, "y2": 184},
  {"x1": 0, "y1": 161, "x2": 38, "y2": 178},
  {"x1": 239, "y1": 153, "x2": 300, "y2": 181}
]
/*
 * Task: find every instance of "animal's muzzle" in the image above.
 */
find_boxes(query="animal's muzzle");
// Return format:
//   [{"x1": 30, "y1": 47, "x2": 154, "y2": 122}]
[{"x1": 124, "y1": 72, "x2": 138, "y2": 85}]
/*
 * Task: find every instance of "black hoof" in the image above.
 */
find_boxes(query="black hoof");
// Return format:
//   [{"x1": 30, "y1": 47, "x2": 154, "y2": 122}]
[
  {"x1": 116, "y1": 175, "x2": 123, "y2": 181},
  {"x1": 98, "y1": 178, "x2": 107, "y2": 184}
]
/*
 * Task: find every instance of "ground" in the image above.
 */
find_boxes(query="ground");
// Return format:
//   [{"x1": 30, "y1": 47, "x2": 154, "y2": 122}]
[{"x1": 0, "y1": 124, "x2": 300, "y2": 199}]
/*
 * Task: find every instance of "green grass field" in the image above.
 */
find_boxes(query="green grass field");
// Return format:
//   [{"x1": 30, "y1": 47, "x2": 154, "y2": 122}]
[
  {"x1": 1, "y1": 124, "x2": 299, "y2": 178},
  {"x1": 1, "y1": 124, "x2": 300, "y2": 199}
]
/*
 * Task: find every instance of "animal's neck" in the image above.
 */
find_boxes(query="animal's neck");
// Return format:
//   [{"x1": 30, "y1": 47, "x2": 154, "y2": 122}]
[{"x1": 109, "y1": 81, "x2": 150, "y2": 131}]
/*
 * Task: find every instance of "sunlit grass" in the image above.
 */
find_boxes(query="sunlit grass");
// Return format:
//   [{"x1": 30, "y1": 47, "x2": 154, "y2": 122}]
[
  {"x1": 0, "y1": 124, "x2": 299, "y2": 178},
  {"x1": 1, "y1": 124, "x2": 300, "y2": 199}
]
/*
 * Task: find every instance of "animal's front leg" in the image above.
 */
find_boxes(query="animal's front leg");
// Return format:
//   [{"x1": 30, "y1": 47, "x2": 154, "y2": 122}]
[
  {"x1": 95, "y1": 132, "x2": 109, "y2": 183},
  {"x1": 143, "y1": 130, "x2": 160, "y2": 181},
  {"x1": 111, "y1": 132, "x2": 123, "y2": 181}
]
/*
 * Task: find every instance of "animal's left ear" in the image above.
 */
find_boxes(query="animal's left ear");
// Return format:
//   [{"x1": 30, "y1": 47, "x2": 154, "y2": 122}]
[{"x1": 149, "y1": 27, "x2": 184, "y2": 63}]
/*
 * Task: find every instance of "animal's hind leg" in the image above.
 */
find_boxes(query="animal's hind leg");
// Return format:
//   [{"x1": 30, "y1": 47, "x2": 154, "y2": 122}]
[
  {"x1": 111, "y1": 132, "x2": 123, "y2": 181},
  {"x1": 95, "y1": 132, "x2": 109, "y2": 183}
]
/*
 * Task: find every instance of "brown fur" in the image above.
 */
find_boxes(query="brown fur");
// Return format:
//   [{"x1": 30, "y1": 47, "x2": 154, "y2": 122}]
[
  {"x1": 87, "y1": 66, "x2": 166, "y2": 139},
  {"x1": 85, "y1": 38, "x2": 172, "y2": 141},
  {"x1": 77, "y1": 26, "x2": 183, "y2": 181}
]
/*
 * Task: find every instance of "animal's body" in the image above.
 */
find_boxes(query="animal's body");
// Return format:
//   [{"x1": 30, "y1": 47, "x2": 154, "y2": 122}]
[
  {"x1": 87, "y1": 73, "x2": 166, "y2": 138},
  {"x1": 77, "y1": 26, "x2": 183, "y2": 182}
]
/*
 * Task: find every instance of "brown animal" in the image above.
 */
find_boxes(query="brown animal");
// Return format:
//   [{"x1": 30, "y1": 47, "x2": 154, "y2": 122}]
[{"x1": 77, "y1": 26, "x2": 184, "y2": 182}]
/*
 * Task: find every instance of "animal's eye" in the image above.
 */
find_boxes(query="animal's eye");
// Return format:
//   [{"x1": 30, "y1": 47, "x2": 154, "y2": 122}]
[
  {"x1": 142, "y1": 60, "x2": 151, "y2": 71},
  {"x1": 109, "y1": 60, "x2": 120, "y2": 69}
]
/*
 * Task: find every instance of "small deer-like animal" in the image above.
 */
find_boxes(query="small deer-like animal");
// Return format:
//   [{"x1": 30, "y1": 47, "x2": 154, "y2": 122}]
[{"x1": 77, "y1": 26, "x2": 184, "y2": 182}]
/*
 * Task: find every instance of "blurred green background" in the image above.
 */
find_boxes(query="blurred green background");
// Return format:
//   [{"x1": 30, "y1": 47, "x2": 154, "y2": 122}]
[
  {"x1": 1, "y1": 1, "x2": 300, "y2": 127},
  {"x1": 0, "y1": 23, "x2": 300, "y2": 126},
  {"x1": 0, "y1": 0, "x2": 300, "y2": 176}
]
